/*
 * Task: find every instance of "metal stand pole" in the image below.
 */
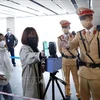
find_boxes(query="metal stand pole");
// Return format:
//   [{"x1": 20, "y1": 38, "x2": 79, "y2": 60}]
[{"x1": 42, "y1": 71, "x2": 66, "y2": 100}]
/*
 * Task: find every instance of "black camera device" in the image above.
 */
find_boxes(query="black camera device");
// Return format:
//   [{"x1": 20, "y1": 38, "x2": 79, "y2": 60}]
[{"x1": 43, "y1": 41, "x2": 62, "y2": 73}]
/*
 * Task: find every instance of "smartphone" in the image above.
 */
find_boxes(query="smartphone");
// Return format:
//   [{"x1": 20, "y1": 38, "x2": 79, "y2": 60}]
[{"x1": 43, "y1": 41, "x2": 49, "y2": 57}]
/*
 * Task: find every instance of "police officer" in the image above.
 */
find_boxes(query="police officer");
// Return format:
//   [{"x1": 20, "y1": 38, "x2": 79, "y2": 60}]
[
  {"x1": 60, "y1": 7, "x2": 100, "y2": 100},
  {"x1": 5, "y1": 28, "x2": 18, "y2": 67},
  {"x1": 57, "y1": 20, "x2": 80, "y2": 100}
]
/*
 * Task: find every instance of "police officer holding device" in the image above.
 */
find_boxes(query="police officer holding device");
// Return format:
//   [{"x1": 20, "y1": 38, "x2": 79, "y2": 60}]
[
  {"x1": 60, "y1": 7, "x2": 100, "y2": 100},
  {"x1": 57, "y1": 20, "x2": 80, "y2": 100}
]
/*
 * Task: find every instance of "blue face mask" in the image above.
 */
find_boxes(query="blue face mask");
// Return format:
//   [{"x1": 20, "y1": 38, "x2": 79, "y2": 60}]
[{"x1": 7, "y1": 31, "x2": 10, "y2": 34}]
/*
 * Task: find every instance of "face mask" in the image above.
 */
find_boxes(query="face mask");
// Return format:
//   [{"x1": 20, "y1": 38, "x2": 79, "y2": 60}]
[
  {"x1": 62, "y1": 28, "x2": 69, "y2": 34},
  {"x1": 0, "y1": 40, "x2": 6, "y2": 48},
  {"x1": 7, "y1": 31, "x2": 10, "y2": 34},
  {"x1": 27, "y1": 37, "x2": 38, "y2": 52}
]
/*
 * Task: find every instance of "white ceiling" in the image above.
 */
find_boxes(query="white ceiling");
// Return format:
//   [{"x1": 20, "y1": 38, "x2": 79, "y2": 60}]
[
  {"x1": 0, "y1": 0, "x2": 100, "y2": 25},
  {"x1": 0, "y1": 0, "x2": 89, "y2": 18}
]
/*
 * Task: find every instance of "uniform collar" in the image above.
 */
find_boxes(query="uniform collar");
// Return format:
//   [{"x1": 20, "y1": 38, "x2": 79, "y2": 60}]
[
  {"x1": 63, "y1": 33, "x2": 69, "y2": 37},
  {"x1": 7, "y1": 32, "x2": 12, "y2": 35},
  {"x1": 85, "y1": 26, "x2": 94, "y2": 34}
]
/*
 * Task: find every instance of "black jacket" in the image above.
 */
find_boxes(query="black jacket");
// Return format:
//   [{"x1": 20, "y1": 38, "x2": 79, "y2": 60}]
[{"x1": 5, "y1": 34, "x2": 18, "y2": 48}]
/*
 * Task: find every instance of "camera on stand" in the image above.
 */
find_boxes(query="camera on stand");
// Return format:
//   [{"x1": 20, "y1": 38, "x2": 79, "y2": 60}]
[
  {"x1": 42, "y1": 41, "x2": 66, "y2": 100},
  {"x1": 43, "y1": 41, "x2": 62, "y2": 73}
]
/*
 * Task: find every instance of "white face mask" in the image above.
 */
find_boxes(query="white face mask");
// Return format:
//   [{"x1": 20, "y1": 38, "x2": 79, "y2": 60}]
[
  {"x1": 0, "y1": 40, "x2": 6, "y2": 48},
  {"x1": 62, "y1": 28, "x2": 69, "y2": 34}
]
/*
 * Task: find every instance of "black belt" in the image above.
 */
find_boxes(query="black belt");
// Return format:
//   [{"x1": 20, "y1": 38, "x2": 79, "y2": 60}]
[
  {"x1": 80, "y1": 61, "x2": 100, "y2": 68},
  {"x1": 62, "y1": 53, "x2": 76, "y2": 59}
]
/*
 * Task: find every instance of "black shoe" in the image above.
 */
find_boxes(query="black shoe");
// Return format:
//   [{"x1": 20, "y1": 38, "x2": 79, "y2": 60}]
[
  {"x1": 13, "y1": 64, "x2": 16, "y2": 67},
  {"x1": 65, "y1": 95, "x2": 70, "y2": 100},
  {"x1": 77, "y1": 98, "x2": 81, "y2": 100}
]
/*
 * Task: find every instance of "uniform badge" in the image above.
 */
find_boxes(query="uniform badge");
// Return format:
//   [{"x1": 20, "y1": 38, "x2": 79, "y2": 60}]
[{"x1": 8, "y1": 39, "x2": 10, "y2": 42}]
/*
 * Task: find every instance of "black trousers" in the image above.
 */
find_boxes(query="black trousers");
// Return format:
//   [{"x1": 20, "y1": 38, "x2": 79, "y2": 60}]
[
  {"x1": 0, "y1": 83, "x2": 13, "y2": 100},
  {"x1": 8, "y1": 47, "x2": 16, "y2": 65}
]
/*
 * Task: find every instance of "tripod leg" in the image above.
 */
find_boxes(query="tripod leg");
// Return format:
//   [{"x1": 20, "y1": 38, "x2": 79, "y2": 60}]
[
  {"x1": 42, "y1": 78, "x2": 51, "y2": 99},
  {"x1": 55, "y1": 80, "x2": 66, "y2": 100},
  {"x1": 52, "y1": 78, "x2": 55, "y2": 100}
]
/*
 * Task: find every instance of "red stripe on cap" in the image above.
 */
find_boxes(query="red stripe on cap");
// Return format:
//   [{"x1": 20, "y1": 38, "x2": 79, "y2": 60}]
[
  {"x1": 78, "y1": 10, "x2": 94, "y2": 16},
  {"x1": 61, "y1": 23, "x2": 70, "y2": 26}
]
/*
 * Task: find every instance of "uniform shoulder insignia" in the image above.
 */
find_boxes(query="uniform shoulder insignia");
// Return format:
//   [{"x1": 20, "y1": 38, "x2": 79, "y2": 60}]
[
  {"x1": 77, "y1": 29, "x2": 86, "y2": 35},
  {"x1": 69, "y1": 34, "x2": 72, "y2": 38},
  {"x1": 58, "y1": 35, "x2": 64, "y2": 41}
]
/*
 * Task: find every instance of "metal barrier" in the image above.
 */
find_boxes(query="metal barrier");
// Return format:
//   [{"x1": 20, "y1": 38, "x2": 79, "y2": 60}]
[{"x1": 10, "y1": 56, "x2": 20, "y2": 59}]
